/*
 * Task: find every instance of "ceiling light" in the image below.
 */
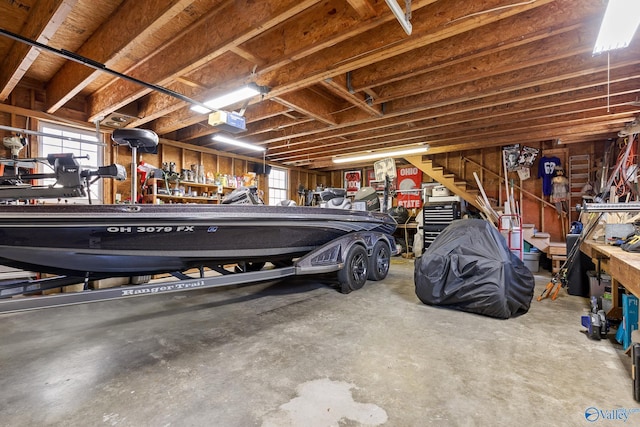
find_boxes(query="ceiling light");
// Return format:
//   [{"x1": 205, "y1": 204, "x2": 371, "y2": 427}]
[
  {"x1": 191, "y1": 83, "x2": 269, "y2": 114},
  {"x1": 212, "y1": 134, "x2": 265, "y2": 152},
  {"x1": 332, "y1": 145, "x2": 428, "y2": 164},
  {"x1": 593, "y1": 0, "x2": 640, "y2": 54}
]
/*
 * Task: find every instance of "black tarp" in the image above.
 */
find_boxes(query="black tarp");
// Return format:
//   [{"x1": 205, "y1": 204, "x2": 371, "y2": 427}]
[{"x1": 414, "y1": 219, "x2": 535, "y2": 319}]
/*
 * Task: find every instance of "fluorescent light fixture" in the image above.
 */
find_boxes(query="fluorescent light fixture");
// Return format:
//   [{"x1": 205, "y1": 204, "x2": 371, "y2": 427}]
[
  {"x1": 191, "y1": 83, "x2": 268, "y2": 114},
  {"x1": 212, "y1": 134, "x2": 265, "y2": 152},
  {"x1": 332, "y1": 145, "x2": 428, "y2": 164},
  {"x1": 593, "y1": 0, "x2": 640, "y2": 54},
  {"x1": 385, "y1": 0, "x2": 412, "y2": 35}
]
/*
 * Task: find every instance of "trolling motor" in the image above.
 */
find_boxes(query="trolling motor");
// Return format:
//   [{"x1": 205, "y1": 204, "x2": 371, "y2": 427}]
[
  {"x1": 3, "y1": 135, "x2": 27, "y2": 158},
  {"x1": 221, "y1": 186, "x2": 264, "y2": 205},
  {"x1": 581, "y1": 296, "x2": 609, "y2": 340},
  {"x1": 0, "y1": 153, "x2": 126, "y2": 201}
]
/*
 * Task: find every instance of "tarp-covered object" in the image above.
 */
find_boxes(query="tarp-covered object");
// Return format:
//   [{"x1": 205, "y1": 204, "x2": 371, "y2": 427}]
[{"x1": 414, "y1": 219, "x2": 535, "y2": 319}]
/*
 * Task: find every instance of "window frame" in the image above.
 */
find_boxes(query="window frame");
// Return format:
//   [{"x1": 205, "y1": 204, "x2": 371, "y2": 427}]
[
  {"x1": 37, "y1": 122, "x2": 104, "y2": 204},
  {"x1": 267, "y1": 167, "x2": 289, "y2": 205}
]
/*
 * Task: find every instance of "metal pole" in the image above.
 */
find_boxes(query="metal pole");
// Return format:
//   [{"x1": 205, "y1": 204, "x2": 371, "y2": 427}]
[
  {"x1": 131, "y1": 146, "x2": 137, "y2": 204},
  {"x1": 578, "y1": 202, "x2": 640, "y2": 213}
]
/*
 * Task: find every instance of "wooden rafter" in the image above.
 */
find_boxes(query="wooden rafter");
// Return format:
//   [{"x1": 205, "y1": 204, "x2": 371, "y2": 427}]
[{"x1": 0, "y1": 0, "x2": 77, "y2": 101}]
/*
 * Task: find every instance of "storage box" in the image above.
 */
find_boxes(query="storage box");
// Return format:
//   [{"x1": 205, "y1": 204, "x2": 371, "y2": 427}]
[
  {"x1": 602, "y1": 291, "x2": 613, "y2": 313},
  {"x1": 89, "y1": 277, "x2": 130, "y2": 289}
]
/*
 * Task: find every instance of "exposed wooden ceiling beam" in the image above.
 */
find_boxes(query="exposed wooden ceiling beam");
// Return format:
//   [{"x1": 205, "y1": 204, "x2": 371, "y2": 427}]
[
  {"x1": 44, "y1": 0, "x2": 196, "y2": 114},
  {"x1": 272, "y1": 89, "x2": 338, "y2": 126},
  {"x1": 243, "y1": 60, "x2": 640, "y2": 149},
  {"x1": 126, "y1": 0, "x2": 435, "y2": 135},
  {"x1": 0, "y1": 0, "x2": 77, "y2": 101},
  {"x1": 309, "y1": 118, "x2": 630, "y2": 169},
  {"x1": 348, "y1": 0, "x2": 600, "y2": 91},
  {"x1": 264, "y1": 87, "x2": 640, "y2": 164},
  {"x1": 261, "y1": 0, "x2": 554, "y2": 97},
  {"x1": 345, "y1": 0, "x2": 377, "y2": 18},
  {"x1": 87, "y1": 0, "x2": 324, "y2": 122},
  {"x1": 374, "y1": 26, "x2": 599, "y2": 104},
  {"x1": 320, "y1": 75, "x2": 382, "y2": 117}
]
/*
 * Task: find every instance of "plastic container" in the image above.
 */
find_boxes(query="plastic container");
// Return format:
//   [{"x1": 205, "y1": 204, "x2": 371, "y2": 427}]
[
  {"x1": 602, "y1": 292, "x2": 613, "y2": 313},
  {"x1": 523, "y1": 252, "x2": 540, "y2": 273}
]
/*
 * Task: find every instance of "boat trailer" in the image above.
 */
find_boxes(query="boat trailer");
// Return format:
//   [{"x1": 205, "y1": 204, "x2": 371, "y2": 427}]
[{"x1": 0, "y1": 231, "x2": 395, "y2": 314}]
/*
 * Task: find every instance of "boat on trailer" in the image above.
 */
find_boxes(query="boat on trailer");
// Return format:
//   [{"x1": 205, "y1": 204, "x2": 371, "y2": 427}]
[
  {"x1": 0, "y1": 202, "x2": 396, "y2": 277},
  {"x1": 0, "y1": 129, "x2": 397, "y2": 312}
]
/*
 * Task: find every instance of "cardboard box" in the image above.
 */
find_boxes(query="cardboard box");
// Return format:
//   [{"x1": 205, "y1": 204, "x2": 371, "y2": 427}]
[{"x1": 89, "y1": 277, "x2": 130, "y2": 289}]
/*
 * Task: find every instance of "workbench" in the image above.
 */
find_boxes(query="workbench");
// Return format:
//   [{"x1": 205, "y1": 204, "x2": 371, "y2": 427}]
[{"x1": 581, "y1": 240, "x2": 640, "y2": 317}]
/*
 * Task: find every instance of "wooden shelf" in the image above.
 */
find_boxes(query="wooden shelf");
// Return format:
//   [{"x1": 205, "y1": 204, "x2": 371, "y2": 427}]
[{"x1": 143, "y1": 178, "x2": 236, "y2": 204}]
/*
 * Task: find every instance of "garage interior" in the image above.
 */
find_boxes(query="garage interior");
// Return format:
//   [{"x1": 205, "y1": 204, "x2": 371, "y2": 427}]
[{"x1": 1, "y1": 0, "x2": 640, "y2": 425}]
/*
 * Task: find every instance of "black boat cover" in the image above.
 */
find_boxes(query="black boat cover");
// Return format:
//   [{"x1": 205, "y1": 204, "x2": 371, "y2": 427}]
[{"x1": 414, "y1": 219, "x2": 535, "y2": 319}]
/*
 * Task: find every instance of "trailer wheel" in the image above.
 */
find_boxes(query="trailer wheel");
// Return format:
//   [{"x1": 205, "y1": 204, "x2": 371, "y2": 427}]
[
  {"x1": 368, "y1": 240, "x2": 391, "y2": 281},
  {"x1": 338, "y1": 245, "x2": 368, "y2": 294}
]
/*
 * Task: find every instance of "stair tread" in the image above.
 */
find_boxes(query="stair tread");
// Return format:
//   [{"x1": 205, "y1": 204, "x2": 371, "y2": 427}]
[
  {"x1": 532, "y1": 232, "x2": 550, "y2": 238},
  {"x1": 547, "y1": 242, "x2": 567, "y2": 256}
]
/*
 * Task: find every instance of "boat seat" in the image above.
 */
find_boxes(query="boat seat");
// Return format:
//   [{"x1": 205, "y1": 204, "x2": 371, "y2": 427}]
[
  {"x1": 323, "y1": 198, "x2": 352, "y2": 210},
  {"x1": 111, "y1": 128, "x2": 159, "y2": 153}
]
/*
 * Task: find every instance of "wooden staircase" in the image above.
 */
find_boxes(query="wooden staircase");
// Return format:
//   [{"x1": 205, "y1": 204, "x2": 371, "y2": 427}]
[
  {"x1": 522, "y1": 224, "x2": 567, "y2": 272},
  {"x1": 405, "y1": 155, "x2": 568, "y2": 270},
  {"x1": 404, "y1": 156, "x2": 481, "y2": 210}
]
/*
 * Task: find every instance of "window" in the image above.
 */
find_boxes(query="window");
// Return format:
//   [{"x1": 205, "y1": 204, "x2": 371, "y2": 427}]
[
  {"x1": 38, "y1": 123, "x2": 104, "y2": 203},
  {"x1": 268, "y1": 167, "x2": 288, "y2": 205}
]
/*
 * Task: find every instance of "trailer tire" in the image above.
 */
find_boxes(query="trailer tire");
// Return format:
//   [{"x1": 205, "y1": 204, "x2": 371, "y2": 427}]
[
  {"x1": 338, "y1": 245, "x2": 368, "y2": 294},
  {"x1": 368, "y1": 240, "x2": 391, "y2": 281}
]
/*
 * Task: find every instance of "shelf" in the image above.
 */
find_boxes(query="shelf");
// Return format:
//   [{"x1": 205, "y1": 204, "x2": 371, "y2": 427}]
[
  {"x1": 144, "y1": 178, "x2": 236, "y2": 204},
  {"x1": 155, "y1": 194, "x2": 221, "y2": 203}
]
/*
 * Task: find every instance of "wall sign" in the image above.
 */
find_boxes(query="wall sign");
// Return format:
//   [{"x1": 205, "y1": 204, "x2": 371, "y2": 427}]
[
  {"x1": 344, "y1": 170, "x2": 362, "y2": 196},
  {"x1": 396, "y1": 166, "x2": 422, "y2": 209}
]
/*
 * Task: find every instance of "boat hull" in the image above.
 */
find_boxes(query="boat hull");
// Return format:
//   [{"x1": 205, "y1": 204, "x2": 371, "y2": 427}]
[{"x1": 0, "y1": 204, "x2": 396, "y2": 276}]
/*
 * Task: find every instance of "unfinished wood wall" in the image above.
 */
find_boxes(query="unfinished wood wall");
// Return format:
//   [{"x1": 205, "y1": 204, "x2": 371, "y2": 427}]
[{"x1": 417, "y1": 142, "x2": 604, "y2": 241}]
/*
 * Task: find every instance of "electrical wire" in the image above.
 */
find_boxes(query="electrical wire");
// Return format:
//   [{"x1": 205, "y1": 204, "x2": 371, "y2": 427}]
[{"x1": 447, "y1": 0, "x2": 537, "y2": 25}]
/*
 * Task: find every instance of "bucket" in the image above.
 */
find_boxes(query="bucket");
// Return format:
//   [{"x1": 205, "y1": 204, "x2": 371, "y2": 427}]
[
  {"x1": 500, "y1": 229, "x2": 523, "y2": 259},
  {"x1": 523, "y1": 251, "x2": 540, "y2": 273}
]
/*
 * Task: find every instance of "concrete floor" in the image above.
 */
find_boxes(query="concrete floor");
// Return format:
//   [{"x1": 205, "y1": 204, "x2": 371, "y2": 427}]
[{"x1": 0, "y1": 258, "x2": 637, "y2": 426}]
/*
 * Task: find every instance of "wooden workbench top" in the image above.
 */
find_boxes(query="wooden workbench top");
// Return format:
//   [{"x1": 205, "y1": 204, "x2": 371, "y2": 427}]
[{"x1": 581, "y1": 240, "x2": 640, "y2": 297}]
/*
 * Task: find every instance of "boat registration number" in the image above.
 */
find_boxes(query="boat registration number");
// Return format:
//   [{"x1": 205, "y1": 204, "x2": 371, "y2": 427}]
[{"x1": 106, "y1": 226, "x2": 195, "y2": 233}]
